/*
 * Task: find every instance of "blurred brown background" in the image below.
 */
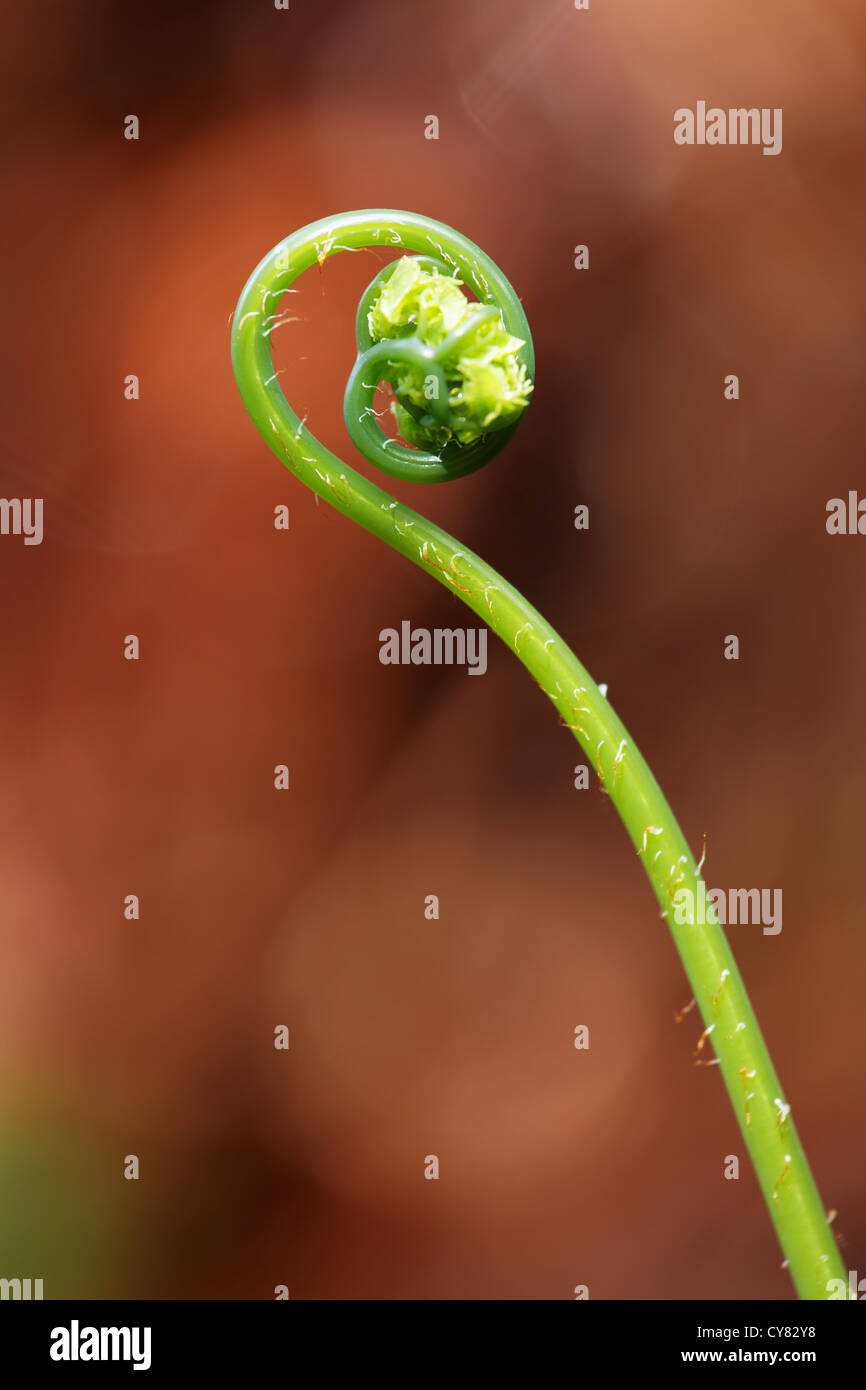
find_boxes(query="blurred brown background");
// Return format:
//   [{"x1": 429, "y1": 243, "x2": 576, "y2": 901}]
[{"x1": 0, "y1": 0, "x2": 863, "y2": 1298}]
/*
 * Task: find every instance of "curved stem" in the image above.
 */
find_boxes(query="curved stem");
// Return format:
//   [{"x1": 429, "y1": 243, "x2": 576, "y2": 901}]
[{"x1": 231, "y1": 210, "x2": 843, "y2": 1300}]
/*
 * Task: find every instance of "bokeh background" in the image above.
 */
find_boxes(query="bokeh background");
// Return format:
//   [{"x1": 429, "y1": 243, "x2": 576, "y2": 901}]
[{"x1": 0, "y1": 0, "x2": 864, "y2": 1299}]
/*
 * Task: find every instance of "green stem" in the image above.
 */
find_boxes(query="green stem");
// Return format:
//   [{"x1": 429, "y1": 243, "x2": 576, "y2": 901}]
[{"x1": 231, "y1": 210, "x2": 843, "y2": 1299}]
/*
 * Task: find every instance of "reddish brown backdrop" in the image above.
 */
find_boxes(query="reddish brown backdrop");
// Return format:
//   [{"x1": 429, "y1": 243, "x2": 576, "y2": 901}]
[{"x1": 0, "y1": 0, "x2": 863, "y2": 1298}]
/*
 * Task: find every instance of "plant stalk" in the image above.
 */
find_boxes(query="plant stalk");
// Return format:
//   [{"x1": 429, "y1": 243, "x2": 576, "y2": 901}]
[{"x1": 231, "y1": 210, "x2": 843, "y2": 1299}]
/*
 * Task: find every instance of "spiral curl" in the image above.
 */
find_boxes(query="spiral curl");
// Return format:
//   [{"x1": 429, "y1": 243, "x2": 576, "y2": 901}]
[{"x1": 231, "y1": 210, "x2": 845, "y2": 1301}]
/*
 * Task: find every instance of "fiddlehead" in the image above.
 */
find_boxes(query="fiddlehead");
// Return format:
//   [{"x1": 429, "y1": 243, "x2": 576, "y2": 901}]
[
  {"x1": 344, "y1": 251, "x2": 532, "y2": 480},
  {"x1": 231, "y1": 209, "x2": 843, "y2": 1300}
]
